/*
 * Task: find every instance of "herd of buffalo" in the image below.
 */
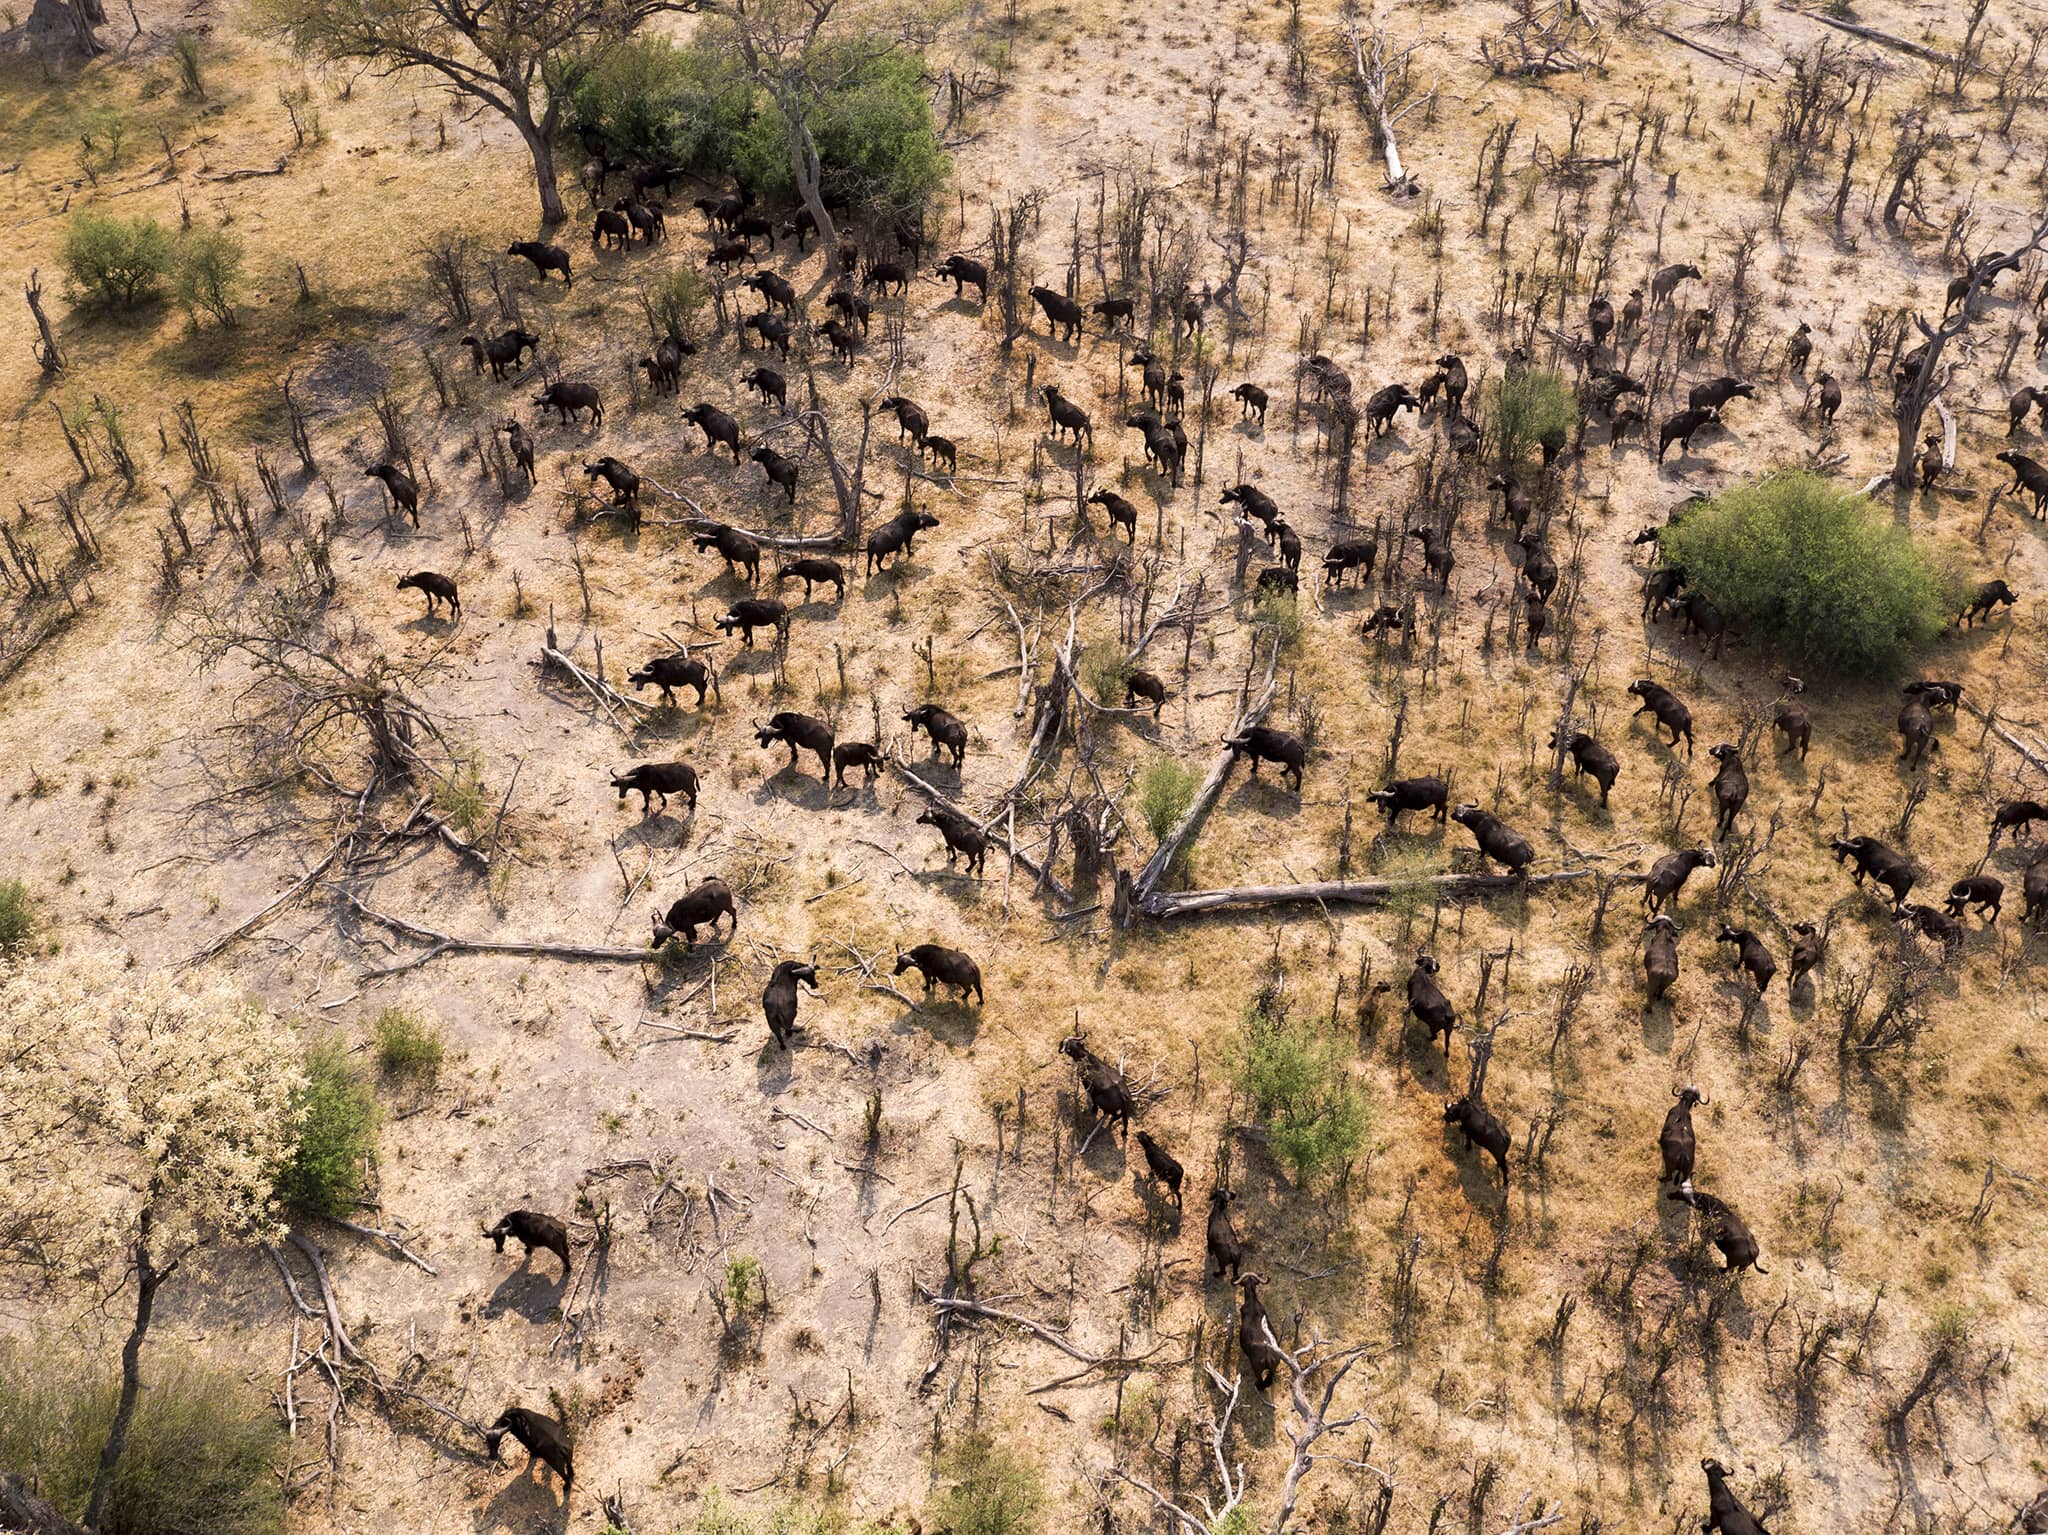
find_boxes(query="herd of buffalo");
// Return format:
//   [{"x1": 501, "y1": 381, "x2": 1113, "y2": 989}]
[{"x1": 340, "y1": 149, "x2": 2048, "y2": 1529}]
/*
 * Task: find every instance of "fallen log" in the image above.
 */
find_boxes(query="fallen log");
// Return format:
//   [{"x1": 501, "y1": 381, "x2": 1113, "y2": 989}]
[
  {"x1": 1140, "y1": 868, "x2": 1595, "y2": 919},
  {"x1": 201, "y1": 156, "x2": 289, "y2": 182},
  {"x1": 1782, "y1": 5, "x2": 1957, "y2": 65},
  {"x1": 1343, "y1": 11, "x2": 1424, "y2": 193},
  {"x1": 340, "y1": 890, "x2": 655, "y2": 978},
  {"x1": 1649, "y1": 24, "x2": 1775, "y2": 76}
]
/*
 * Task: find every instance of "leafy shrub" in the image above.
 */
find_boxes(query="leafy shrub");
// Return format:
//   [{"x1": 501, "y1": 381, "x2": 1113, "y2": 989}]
[
  {"x1": 0, "y1": 879, "x2": 35, "y2": 953},
  {"x1": 174, "y1": 228, "x2": 243, "y2": 328},
  {"x1": 566, "y1": 37, "x2": 752, "y2": 169},
  {"x1": 1080, "y1": 641, "x2": 1131, "y2": 706},
  {"x1": 644, "y1": 265, "x2": 706, "y2": 344},
  {"x1": 0, "y1": 1341, "x2": 284, "y2": 1535},
  {"x1": 930, "y1": 1431, "x2": 1044, "y2": 1535},
  {"x1": 1661, "y1": 469, "x2": 1963, "y2": 675},
  {"x1": 432, "y1": 752, "x2": 489, "y2": 835},
  {"x1": 1137, "y1": 758, "x2": 1199, "y2": 846},
  {"x1": 571, "y1": 37, "x2": 948, "y2": 223},
  {"x1": 372, "y1": 1007, "x2": 443, "y2": 1090},
  {"x1": 1232, "y1": 986, "x2": 1369, "y2": 1186},
  {"x1": 170, "y1": 31, "x2": 206, "y2": 98},
  {"x1": 61, "y1": 212, "x2": 173, "y2": 308},
  {"x1": 274, "y1": 1040, "x2": 378, "y2": 1219},
  {"x1": 1253, "y1": 591, "x2": 1302, "y2": 644},
  {"x1": 1485, "y1": 365, "x2": 1575, "y2": 470}
]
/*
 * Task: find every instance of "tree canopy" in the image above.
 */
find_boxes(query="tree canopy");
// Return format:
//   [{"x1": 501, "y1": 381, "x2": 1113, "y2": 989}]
[
  {"x1": 1661, "y1": 469, "x2": 1966, "y2": 675},
  {"x1": 568, "y1": 30, "x2": 948, "y2": 230}
]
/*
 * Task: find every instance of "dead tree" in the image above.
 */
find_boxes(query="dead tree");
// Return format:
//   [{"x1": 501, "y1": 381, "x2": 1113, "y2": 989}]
[
  {"x1": 1342, "y1": 6, "x2": 1427, "y2": 195},
  {"x1": 25, "y1": 271, "x2": 62, "y2": 375},
  {"x1": 1892, "y1": 212, "x2": 2048, "y2": 486}
]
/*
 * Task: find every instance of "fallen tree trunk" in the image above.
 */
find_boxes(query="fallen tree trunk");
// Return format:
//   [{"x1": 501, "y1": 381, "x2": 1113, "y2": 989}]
[
  {"x1": 1784, "y1": 5, "x2": 1958, "y2": 65},
  {"x1": 1140, "y1": 869, "x2": 1595, "y2": 919},
  {"x1": 340, "y1": 890, "x2": 654, "y2": 978},
  {"x1": 1343, "y1": 11, "x2": 1421, "y2": 193},
  {"x1": 1649, "y1": 24, "x2": 1775, "y2": 75},
  {"x1": 1128, "y1": 635, "x2": 1280, "y2": 908}
]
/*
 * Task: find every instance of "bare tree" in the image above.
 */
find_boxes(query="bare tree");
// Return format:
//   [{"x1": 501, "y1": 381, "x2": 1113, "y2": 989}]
[
  {"x1": 267, "y1": 0, "x2": 696, "y2": 225},
  {"x1": 1892, "y1": 212, "x2": 2048, "y2": 486}
]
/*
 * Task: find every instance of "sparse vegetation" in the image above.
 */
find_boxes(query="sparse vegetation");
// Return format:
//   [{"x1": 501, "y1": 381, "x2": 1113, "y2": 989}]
[
  {"x1": 1485, "y1": 364, "x2": 1575, "y2": 470},
  {"x1": 930, "y1": 1431, "x2": 1044, "y2": 1535},
  {"x1": 1081, "y1": 640, "x2": 1131, "y2": 705},
  {"x1": 174, "y1": 228, "x2": 245, "y2": 328},
  {"x1": 1663, "y1": 470, "x2": 1962, "y2": 674},
  {"x1": 1137, "y1": 757, "x2": 1199, "y2": 848},
  {"x1": 0, "y1": 879, "x2": 35, "y2": 953}
]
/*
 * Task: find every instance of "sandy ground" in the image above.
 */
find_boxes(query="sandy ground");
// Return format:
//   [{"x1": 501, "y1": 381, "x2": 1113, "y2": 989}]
[{"x1": 4, "y1": 0, "x2": 2048, "y2": 1529}]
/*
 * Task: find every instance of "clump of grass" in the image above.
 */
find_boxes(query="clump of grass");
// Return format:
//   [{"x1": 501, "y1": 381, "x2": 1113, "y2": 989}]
[
  {"x1": 274, "y1": 1040, "x2": 378, "y2": 1219},
  {"x1": 372, "y1": 1006, "x2": 443, "y2": 1091},
  {"x1": 1253, "y1": 591, "x2": 1302, "y2": 645},
  {"x1": 0, "y1": 879, "x2": 36, "y2": 953},
  {"x1": 170, "y1": 31, "x2": 206, "y2": 99},
  {"x1": 433, "y1": 753, "x2": 489, "y2": 836}
]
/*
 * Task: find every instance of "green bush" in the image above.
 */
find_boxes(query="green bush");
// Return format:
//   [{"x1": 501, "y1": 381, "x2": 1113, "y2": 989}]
[
  {"x1": 644, "y1": 265, "x2": 707, "y2": 344},
  {"x1": 1080, "y1": 640, "x2": 1132, "y2": 706},
  {"x1": 930, "y1": 1431, "x2": 1043, "y2": 1535},
  {"x1": 275, "y1": 1040, "x2": 378, "y2": 1219},
  {"x1": 570, "y1": 36, "x2": 948, "y2": 224},
  {"x1": 1232, "y1": 986, "x2": 1369, "y2": 1186},
  {"x1": 1253, "y1": 591, "x2": 1302, "y2": 644},
  {"x1": 372, "y1": 1007, "x2": 443, "y2": 1090},
  {"x1": 1661, "y1": 469, "x2": 1964, "y2": 675},
  {"x1": 1485, "y1": 365, "x2": 1575, "y2": 470},
  {"x1": 565, "y1": 37, "x2": 752, "y2": 170},
  {"x1": 432, "y1": 752, "x2": 489, "y2": 836},
  {"x1": 0, "y1": 879, "x2": 35, "y2": 953},
  {"x1": 1137, "y1": 758, "x2": 1198, "y2": 846},
  {"x1": 0, "y1": 1342, "x2": 284, "y2": 1535},
  {"x1": 174, "y1": 228, "x2": 243, "y2": 328},
  {"x1": 61, "y1": 212, "x2": 174, "y2": 308}
]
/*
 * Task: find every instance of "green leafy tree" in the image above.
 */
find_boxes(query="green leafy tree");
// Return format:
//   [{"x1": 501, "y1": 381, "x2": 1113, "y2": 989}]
[
  {"x1": 1232, "y1": 986, "x2": 1369, "y2": 1186},
  {"x1": 713, "y1": 0, "x2": 948, "y2": 273},
  {"x1": 1484, "y1": 364, "x2": 1575, "y2": 471},
  {"x1": 1662, "y1": 469, "x2": 1964, "y2": 674},
  {"x1": 566, "y1": 36, "x2": 751, "y2": 166},
  {"x1": 730, "y1": 40, "x2": 947, "y2": 221},
  {"x1": 61, "y1": 212, "x2": 173, "y2": 308}
]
